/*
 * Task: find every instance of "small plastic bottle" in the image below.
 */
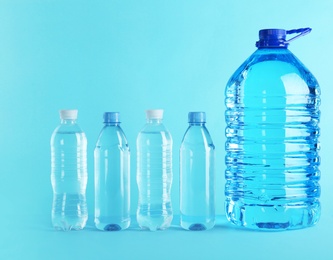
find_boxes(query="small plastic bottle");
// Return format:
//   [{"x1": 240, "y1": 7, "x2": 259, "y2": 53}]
[
  {"x1": 225, "y1": 28, "x2": 321, "y2": 230},
  {"x1": 180, "y1": 112, "x2": 215, "y2": 231},
  {"x1": 50, "y1": 109, "x2": 88, "y2": 231},
  {"x1": 136, "y1": 109, "x2": 173, "y2": 231},
  {"x1": 94, "y1": 112, "x2": 130, "y2": 231}
]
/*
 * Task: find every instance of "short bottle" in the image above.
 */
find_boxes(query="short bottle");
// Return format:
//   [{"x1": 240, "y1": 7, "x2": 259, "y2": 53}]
[
  {"x1": 94, "y1": 112, "x2": 130, "y2": 231},
  {"x1": 180, "y1": 112, "x2": 215, "y2": 231},
  {"x1": 136, "y1": 109, "x2": 173, "y2": 231},
  {"x1": 50, "y1": 109, "x2": 88, "y2": 231},
  {"x1": 225, "y1": 28, "x2": 321, "y2": 230}
]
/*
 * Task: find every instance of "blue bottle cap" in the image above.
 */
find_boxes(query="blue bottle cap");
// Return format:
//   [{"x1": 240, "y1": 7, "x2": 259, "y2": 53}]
[
  {"x1": 103, "y1": 112, "x2": 120, "y2": 123},
  {"x1": 255, "y1": 28, "x2": 312, "y2": 48},
  {"x1": 188, "y1": 112, "x2": 206, "y2": 123},
  {"x1": 256, "y1": 29, "x2": 287, "y2": 48}
]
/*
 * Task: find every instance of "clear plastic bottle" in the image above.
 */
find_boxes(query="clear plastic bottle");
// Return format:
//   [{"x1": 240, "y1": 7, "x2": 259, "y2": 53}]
[
  {"x1": 225, "y1": 28, "x2": 321, "y2": 230},
  {"x1": 180, "y1": 112, "x2": 215, "y2": 231},
  {"x1": 94, "y1": 112, "x2": 130, "y2": 231},
  {"x1": 136, "y1": 109, "x2": 173, "y2": 231},
  {"x1": 50, "y1": 109, "x2": 88, "y2": 231}
]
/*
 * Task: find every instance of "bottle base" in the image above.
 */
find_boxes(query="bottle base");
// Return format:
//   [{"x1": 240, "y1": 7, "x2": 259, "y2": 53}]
[
  {"x1": 52, "y1": 194, "x2": 88, "y2": 231},
  {"x1": 137, "y1": 214, "x2": 173, "y2": 231},
  {"x1": 180, "y1": 215, "x2": 215, "y2": 231},
  {"x1": 95, "y1": 217, "x2": 130, "y2": 231},
  {"x1": 52, "y1": 217, "x2": 87, "y2": 231},
  {"x1": 103, "y1": 224, "x2": 121, "y2": 231},
  {"x1": 225, "y1": 200, "x2": 321, "y2": 231}
]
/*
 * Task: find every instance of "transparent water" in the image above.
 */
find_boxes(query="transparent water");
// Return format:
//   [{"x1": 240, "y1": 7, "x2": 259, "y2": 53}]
[
  {"x1": 136, "y1": 120, "x2": 173, "y2": 231},
  {"x1": 225, "y1": 48, "x2": 321, "y2": 230},
  {"x1": 94, "y1": 123, "x2": 130, "y2": 231},
  {"x1": 50, "y1": 123, "x2": 88, "y2": 231},
  {"x1": 180, "y1": 123, "x2": 215, "y2": 231}
]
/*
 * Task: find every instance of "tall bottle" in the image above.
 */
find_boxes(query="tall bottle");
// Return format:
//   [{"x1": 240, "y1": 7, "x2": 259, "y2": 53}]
[
  {"x1": 136, "y1": 109, "x2": 173, "y2": 231},
  {"x1": 180, "y1": 112, "x2": 215, "y2": 231},
  {"x1": 94, "y1": 112, "x2": 130, "y2": 231},
  {"x1": 50, "y1": 109, "x2": 88, "y2": 231},
  {"x1": 225, "y1": 28, "x2": 321, "y2": 230}
]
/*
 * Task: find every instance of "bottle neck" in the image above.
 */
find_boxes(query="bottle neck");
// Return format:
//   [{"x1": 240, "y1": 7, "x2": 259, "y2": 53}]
[
  {"x1": 104, "y1": 122, "x2": 120, "y2": 126},
  {"x1": 61, "y1": 119, "x2": 77, "y2": 124},
  {"x1": 256, "y1": 47, "x2": 291, "y2": 53},
  {"x1": 147, "y1": 118, "x2": 163, "y2": 124},
  {"x1": 253, "y1": 47, "x2": 292, "y2": 58},
  {"x1": 189, "y1": 122, "x2": 205, "y2": 126}
]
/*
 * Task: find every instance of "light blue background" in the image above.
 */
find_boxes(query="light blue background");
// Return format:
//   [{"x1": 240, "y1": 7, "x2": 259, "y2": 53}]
[{"x1": 1, "y1": 0, "x2": 332, "y2": 259}]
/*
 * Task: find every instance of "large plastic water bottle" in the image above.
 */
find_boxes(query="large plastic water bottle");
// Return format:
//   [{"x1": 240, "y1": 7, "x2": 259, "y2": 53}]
[
  {"x1": 225, "y1": 28, "x2": 321, "y2": 230},
  {"x1": 50, "y1": 109, "x2": 88, "y2": 231},
  {"x1": 136, "y1": 109, "x2": 173, "y2": 231},
  {"x1": 180, "y1": 112, "x2": 215, "y2": 231},
  {"x1": 94, "y1": 112, "x2": 130, "y2": 231}
]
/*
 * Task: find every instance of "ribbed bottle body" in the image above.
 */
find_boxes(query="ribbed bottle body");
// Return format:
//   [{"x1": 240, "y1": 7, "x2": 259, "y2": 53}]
[
  {"x1": 136, "y1": 122, "x2": 173, "y2": 231},
  {"x1": 94, "y1": 124, "x2": 130, "y2": 231},
  {"x1": 50, "y1": 123, "x2": 88, "y2": 231},
  {"x1": 225, "y1": 48, "x2": 321, "y2": 230},
  {"x1": 180, "y1": 124, "x2": 215, "y2": 230}
]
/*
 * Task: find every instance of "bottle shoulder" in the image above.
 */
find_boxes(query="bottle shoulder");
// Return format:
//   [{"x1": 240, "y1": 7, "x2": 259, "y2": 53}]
[
  {"x1": 138, "y1": 123, "x2": 172, "y2": 136},
  {"x1": 181, "y1": 126, "x2": 214, "y2": 148},
  {"x1": 96, "y1": 125, "x2": 129, "y2": 147},
  {"x1": 137, "y1": 123, "x2": 172, "y2": 143},
  {"x1": 51, "y1": 124, "x2": 86, "y2": 145},
  {"x1": 227, "y1": 48, "x2": 319, "y2": 91},
  {"x1": 226, "y1": 48, "x2": 320, "y2": 96},
  {"x1": 53, "y1": 123, "x2": 84, "y2": 134}
]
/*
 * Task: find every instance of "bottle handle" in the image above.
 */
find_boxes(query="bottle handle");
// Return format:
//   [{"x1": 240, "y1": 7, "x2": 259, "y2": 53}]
[{"x1": 286, "y1": 28, "x2": 312, "y2": 43}]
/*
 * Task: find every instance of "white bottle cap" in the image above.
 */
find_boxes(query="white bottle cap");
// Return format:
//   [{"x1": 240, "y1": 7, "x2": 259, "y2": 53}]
[
  {"x1": 60, "y1": 109, "x2": 78, "y2": 120},
  {"x1": 146, "y1": 109, "x2": 164, "y2": 119}
]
